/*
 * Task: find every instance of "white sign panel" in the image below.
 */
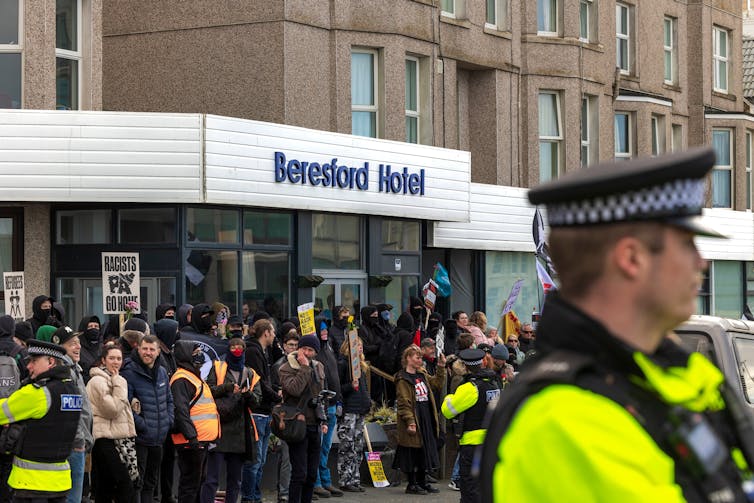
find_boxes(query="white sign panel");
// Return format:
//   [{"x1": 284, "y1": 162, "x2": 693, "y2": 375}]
[
  {"x1": 102, "y1": 253, "x2": 141, "y2": 314},
  {"x1": 2, "y1": 272, "x2": 25, "y2": 321}
]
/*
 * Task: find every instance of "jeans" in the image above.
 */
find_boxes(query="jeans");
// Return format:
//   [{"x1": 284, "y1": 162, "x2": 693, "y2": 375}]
[
  {"x1": 136, "y1": 444, "x2": 163, "y2": 503},
  {"x1": 451, "y1": 452, "x2": 460, "y2": 483},
  {"x1": 66, "y1": 449, "x2": 86, "y2": 503},
  {"x1": 314, "y1": 406, "x2": 336, "y2": 489},
  {"x1": 288, "y1": 425, "x2": 321, "y2": 503},
  {"x1": 201, "y1": 451, "x2": 244, "y2": 503},
  {"x1": 242, "y1": 414, "x2": 271, "y2": 501}
]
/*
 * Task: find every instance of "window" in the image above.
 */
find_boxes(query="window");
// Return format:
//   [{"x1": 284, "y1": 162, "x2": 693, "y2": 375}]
[
  {"x1": 581, "y1": 95, "x2": 598, "y2": 167},
  {"x1": 672, "y1": 124, "x2": 683, "y2": 152},
  {"x1": 186, "y1": 208, "x2": 239, "y2": 244},
  {"x1": 579, "y1": 0, "x2": 595, "y2": 42},
  {"x1": 56, "y1": 0, "x2": 81, "y2": 110},
  {"x1": 351, "y1": 49, "x2": 379, "y2": 138},
  {"x1": 614, "y1": 112, "x2": 632, "y2": 160},
  {"x1": 312, "y1": 214, "x2": 362, "y2": 270},
  {"x1": 118, "y1": 208, "x2": 176, "y2": 244},
  {"x1": 651, "y1": 115, "x2": 665, "y2": 156},
  {"x1": 539, "y1": 91, "x2": 562, "y2": 182},
  {"x1": 616, "y1": 3, "x2": 631, "y2": 74},
  {"x1": 664, "y1": 17, "x2": 676, "y2": 84},
  {"x1": 734, "y1": 337, "x2": 754, "y2": 404},
  {"x1": 0, "y1": 0, "x2": 22, "y2": 109},
  {"x1": 538, "y1": 0, "x2": 558, "y2": 35},
  {"x1": 243, "y1": 210, "x2": 292, "y2": 246},
  {"x1": 748, "y1": 131, "x2": 753, "y2": 210},
  {"x1": 485, "y1": 251, "x2": 540, "y2": 322},
  {"x1": 486, "y1": 0, "x2": 507, "y2": 30},
  {"x1": 712, "y1": 261, "x2": 743, "y2": 318},
  {"x1": 56, "y1": 210, "x2": 111, "y2": 244},
  {"x1": 713, "y1": 27, "x2": 729, "y2": 93},
  {"x1": 441, "y1": 0, "x2": 455, "y2": 17},
  {"x1": 0, "y1": 209, "x2": 23, "y2": 315},
  {"x1": 241, "y1": 251, "x2": 290, "y2": 323},
  {"x1": 712, "y1": 128, "x2": 733, "y2": 208},
  {"x1": 405, "y1": 57, "x2": 419, "y2": 144},
  {"x1": 382, "y1": 219, "x2": 420, "y2": 252}
]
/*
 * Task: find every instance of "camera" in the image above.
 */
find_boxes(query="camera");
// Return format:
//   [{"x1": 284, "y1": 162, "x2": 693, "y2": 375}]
[{"x1": 309, "y1": 389, "x2": 337, "y2": 422}]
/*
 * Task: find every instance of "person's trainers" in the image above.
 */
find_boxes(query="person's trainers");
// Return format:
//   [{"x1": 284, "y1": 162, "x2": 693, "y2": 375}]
[
  {"x1": 405, "y1": 485, "x2": 428, "y2": 495},
  {"x1": 313, "y1": 487, "x2": 331, "y2": 498},
  {"x1": 425, "y1": 474, "x2": 438, "y2": 484},
  {"x1": 422, "y1": 484, "x2": 440, "y2": 494},
  {"x1": 339, "y1": 485, "x2": 362, "y2": 493},
  {"x1": 448, "y1": 480, "x2": 460, "y2": 491},
  {"x1": 325, "y1": 486, "x2": 343, "y2": 497}
]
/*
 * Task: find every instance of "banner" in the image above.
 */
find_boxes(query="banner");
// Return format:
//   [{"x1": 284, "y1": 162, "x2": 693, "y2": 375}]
[
  {"x1": 535, "y1": 259, "x2": 557, "y2": 295},
  {"x1": 297, "y1": 302, "x2": 316, "y2": 336},
  {"x1": 433, "y1": 262, "x2": 452, "y2": 297},
  {"x1": 422, "y1": 279, "x2": 438, "y2": 310},
  {"x1": 501, "y1": 279, "x2": 524, "y2": 316},
  {"x1": 102, "y1": 253, "x2": 140, "y2": 314},
  {"x1": 2, "y1": 272, "x2": 24, "y2": 322}
]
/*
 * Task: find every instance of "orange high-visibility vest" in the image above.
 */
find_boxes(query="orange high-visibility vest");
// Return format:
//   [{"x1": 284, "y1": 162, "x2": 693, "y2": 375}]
[
  {"x1": 170, "y1": 368, "x2": 220, "y2": 444},
  {"x1": 212, "y1": 360, "x2": 262, "y2": 441}
]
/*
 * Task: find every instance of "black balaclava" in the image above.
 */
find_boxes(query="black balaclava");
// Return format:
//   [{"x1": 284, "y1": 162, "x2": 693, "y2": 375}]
[
  {"x1": 155, "y1": 303, "x2": 176, "y2": 321},
  {"x1": 155, "y1": 318, "x2": 180, "y2": 350},
  {"x1": 31, "y1": 295, "x2": 54, "y2": 323},
  {"x1": 360, "y1": 306, "x2": 378, "y2": 327},
  {"x1": 332, "y1": 305, "x2": 348, "y2": 329},
  {"x1": 397, "y1": 313, "x2": 414, "y2": 332},
  {"x1": 78, "y1": 315, "x2": 101, "y2": 344},
  {"x1": 191, "y1": 303, "x2": 214, "y2": 334}
]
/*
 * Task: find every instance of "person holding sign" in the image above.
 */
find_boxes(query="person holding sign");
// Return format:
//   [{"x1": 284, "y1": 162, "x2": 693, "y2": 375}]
[
  {"x1": 336, "y1": 336, "x2": 370, "y2": 493},
  {"x1": 393, "y1": 345, "x2": 445, "y2": 495}
]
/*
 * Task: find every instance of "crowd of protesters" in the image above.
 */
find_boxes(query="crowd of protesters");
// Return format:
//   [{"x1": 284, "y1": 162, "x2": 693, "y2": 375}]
[{"x1": 0, "y1": 293, "x2": 537, "y2": 503}]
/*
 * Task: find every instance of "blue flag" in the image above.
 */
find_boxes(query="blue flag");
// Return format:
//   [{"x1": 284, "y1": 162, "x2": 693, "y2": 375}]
[{"x1": 433, "y1": 262, "x2": 452, "y2": 297}]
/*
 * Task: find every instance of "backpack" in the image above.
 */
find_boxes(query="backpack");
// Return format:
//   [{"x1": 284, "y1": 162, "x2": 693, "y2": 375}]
[{"x1": 0, "y1": 347, "x2": 21, "y2": 398}]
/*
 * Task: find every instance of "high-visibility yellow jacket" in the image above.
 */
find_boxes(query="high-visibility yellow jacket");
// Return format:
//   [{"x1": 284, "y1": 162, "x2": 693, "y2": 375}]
[
  {"x1": 441, "y1": 369, "x2": 501, "y2": 445},
  {"x1": 170, "y1": 368, "x2": 220, "y2": 444}
]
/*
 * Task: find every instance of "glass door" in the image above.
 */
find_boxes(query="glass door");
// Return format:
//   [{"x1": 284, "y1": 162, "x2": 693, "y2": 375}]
[{"x1": 314, "y1": 278, "x2": 366, "y2": 321}]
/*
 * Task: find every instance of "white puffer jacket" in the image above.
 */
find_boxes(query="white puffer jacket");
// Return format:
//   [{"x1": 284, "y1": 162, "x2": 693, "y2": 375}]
[{"x1": 86, "y1": 366, "x2": 136, "y2": 440}]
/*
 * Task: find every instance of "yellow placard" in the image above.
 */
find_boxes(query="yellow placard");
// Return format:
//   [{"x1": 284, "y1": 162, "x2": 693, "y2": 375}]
[
  {"x1": 297, "y1": 302, "x2": 316, "y2": 336},
  {"x1": 365, "y1": 452, "x2": 390, "y2": 487}
]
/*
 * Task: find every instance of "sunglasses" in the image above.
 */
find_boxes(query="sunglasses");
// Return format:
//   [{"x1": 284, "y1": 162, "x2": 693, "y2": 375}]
[
  {"x1": 508, "y1": 339, "x2": 519, "y2": 342},
  {"x1": 521, "y1": 330, "x2": 534, "y2": 334}
]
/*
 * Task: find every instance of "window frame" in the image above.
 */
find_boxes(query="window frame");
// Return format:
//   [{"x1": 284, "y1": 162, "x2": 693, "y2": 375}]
[
  {"x1": 538, "y1": 90, "x2": 563, "y2": 182},
  {"x1": 671, "y1": 124, "x2": 683, "y2": 152},
  {"x1": 0, "y1": 0, "x2": 23, "y2": 109},
  {"x1": 614, "y1": 112, "x2": 632, "y2": 161},
  {"x1": 0, "y1": 208, "x2": 24, "y2": 308},
  {"x1": 441, "y1": 0, "x2": 456, "y2": 18},
  {"x1": 712, "y1": 128, "x2": 733, "y2": 209},
  {"x1": 486, "y1": 0, "x2": 507, "y2": 31},
  {"x1": 405, "y1": 56, "x2": 420, "y2": 144},
  {"x1": 580, "y1": 95, "x2": 598, "y2": 167},
  {"x1": 579, "y1": 0, "x2": 594, "y2": 43},
  {"x1": 713, "y1": 26, "x2": 729, "y2": 93},
  {"x1": 537, "y1": 0, "x2": 559, "y2": 36},
  {"x1": 663, "y1": 16, "x2": 677, "y2": 85},
  {"x1": 55, "y1": 0, "x2": 82, "y2": 110},
  {"x1": 616, "y1": 2, "x2": 631, "y2": 75},
  {"x1": 351, "y1": 48, "x2": 380, "y2": 139},
  {"x1": 651, "y1": 114, "x2": 665, "y2": 156},
  {"x1": 747, "y1": 131, "x2": 753, "y2": 211}
]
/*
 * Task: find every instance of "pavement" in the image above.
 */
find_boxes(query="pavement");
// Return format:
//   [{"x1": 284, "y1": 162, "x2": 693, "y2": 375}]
[{"x1": 260, "y1": 482, "x2": 460, "y2": 503}]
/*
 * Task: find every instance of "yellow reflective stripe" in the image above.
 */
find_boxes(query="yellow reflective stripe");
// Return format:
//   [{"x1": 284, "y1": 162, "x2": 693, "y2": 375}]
[
  {"x1": 459, "y1": 429, "x2": 486, "y2": 445},
  {"x1": 190, "y1": 413, "x2": 218, "y2": 421},
  {"x1": 9, "y1": 456, "x2": 71, "y2": 492},
  {"x1": 441, "y1": 381, "x2": 478, "y2": 419},
  {"x1": 194, "y1": 396, "x2": 214, "y2": 406},
  {"x1": 443, "y1": 397, "x2": 460, "y2": 418},
  {"x1": 732, "y1": 448, "x2": 750, "y2": 471}
]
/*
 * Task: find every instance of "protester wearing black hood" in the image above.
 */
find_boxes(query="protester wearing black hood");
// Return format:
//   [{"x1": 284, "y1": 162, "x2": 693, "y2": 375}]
[
  {"x1": 179, "y1": 303, "x2": 228, "y2": 377},
  {"x1": 171, "y1": 340, "x2": 220, "y2": 503},
  {"x1": 328, "y1": 306, "x2": 350, "y2": 352},
  {"x1": 0, "y1": 315, "x2": 26, "y2": 379},
  {"x1": 77, "y1": 315, "x2": 101, "y2": 382},
  {"x1": 177, "y1": 303, "x2": 193, "y2": 331},
  {"x1": 25, "y1": 295, "x2": 62, "y2": 336},
  {"x1": 154, "y1": 318, "x2": 180, "y2": 503},
  {"x1": 394, "y1": 313, "x2": 416, "y2": 373},
  {"x1": 427, "y1": 312, "x2": 443, "y2": 340},
  {"x1": 442, "y1": 319, "x2": 460, "y2": 357}
]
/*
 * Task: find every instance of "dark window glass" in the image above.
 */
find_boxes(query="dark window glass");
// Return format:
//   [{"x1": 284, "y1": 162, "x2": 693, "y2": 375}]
[
  {"x1": 381, "y1": 219, "x2": 420, "y2": 252},
  {"x1": 243, "y1": 211, "x2": 292, "y2": 246},
  {"x1": 242, "y1": 251, "x2": 290, "y2": 322},
  {"x1": 56, "y1": 57, "x2": 78, "y2": 110},
  {"x1": 185, "y1": 250, "x2": 238, "y2": 308},
  {"x1": 55, "y1": 0, "x2": 77, "y2": 51},
  {"x1": 187, "y1": 208, "x2": 239, "y2": 244},
  {"x1": 0, "y1": 1, "x2": 19, "y2": 44},
  {"x1": 0, "y1": 54, "x2": 22, "y2": 109},
  {"x1": 119, "y1": 208, "x2": 177, "y2": 244},
  {"x1": 56, "y1": 210, "x2": 111, "y2": 244},
  {"x1": 312, "y1": 214, "x2": 361, "y2": 269}
]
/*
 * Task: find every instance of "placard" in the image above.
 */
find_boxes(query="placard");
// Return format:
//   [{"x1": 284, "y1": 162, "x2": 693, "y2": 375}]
[
  {"x1": 348, "y1": 328, "x2": 361, "y2": 381},
  {"x1": 297, "y1": 302, "x2": 315, "y2": 336},
  {"x1": 365, "y1": 451, "x2": 389, "y2": 488},
  {"x1": 102, "y1": 252, "x2": 141, "y2": 314},
  {"x1": 2, "y1": 272, "x2": 24, "y2": 322}
]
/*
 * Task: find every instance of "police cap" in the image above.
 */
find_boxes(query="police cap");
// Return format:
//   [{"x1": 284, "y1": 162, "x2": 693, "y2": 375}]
[
  {"x1": 528, "y1": 147, "x2": 724, "y2": 238},
  {"x1": 27, "y1": 339, "x2": 67, "y2": 360},
  {"x1": 459, "y1": 348, "x2": 485, "y2": 366}
]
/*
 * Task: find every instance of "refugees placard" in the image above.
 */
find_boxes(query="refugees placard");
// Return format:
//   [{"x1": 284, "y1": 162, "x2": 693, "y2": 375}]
[
  {"x1": 297, "y1": 302, "x2": 316, "y2": 336},
  {"x1": 102, "y1": 252, "x2": 140, "y2": 314},
  {"x1": 348, "y1": 328, "x2": 361, "y2": 381},
  {"x1": 2, "y1": 272, "x2": 24, "y2": 322}
]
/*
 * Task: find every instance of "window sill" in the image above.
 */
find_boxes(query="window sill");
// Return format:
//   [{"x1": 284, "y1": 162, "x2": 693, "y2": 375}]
[
  {"x1": 524, "y1": 34, "x2": 602, "y2": 50},
  {"x1": 712, "y1": 90, "x2": 737, "y2": 102},
  {"x1": 440, "y1": 15, "x2": 472, "y2": 29},
  {"x1": 662, "y1": 83, "x2": 682, "y2": 93},
  {"x1": 483, "y1": 26, "x2": 512, "y2": 40}
]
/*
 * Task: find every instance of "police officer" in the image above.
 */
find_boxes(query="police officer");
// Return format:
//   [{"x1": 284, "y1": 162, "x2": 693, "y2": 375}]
[
  {"x1": 481, "y1": 148, "x2": 754, "y2": 502},
  {"x1": 442, "y1": 349, "x2": 501, "y2": 503},
  {"x1": 0, "y1": 339, "x2": 82, "y2": 502}
]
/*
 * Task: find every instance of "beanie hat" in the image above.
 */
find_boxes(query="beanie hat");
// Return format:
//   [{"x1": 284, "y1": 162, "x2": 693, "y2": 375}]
[
  {"x1": 35, "y1": 325, "x2": 58, "y2": 343},
  {"x1": 0, "y1": 315, "x2": 15, "y2": 338},
  {"x1": 124, "y1": 317, "x2": 150, "y2": 336},
  {"x1": 491, "y1": 344, "x2": 510, "y2": 361},
  {"x1": 14, "y1": 322, "x2": 32, "y2": 343},
  {"x1": 298, "y1": 334, "x2": 321, "y2": 353}
]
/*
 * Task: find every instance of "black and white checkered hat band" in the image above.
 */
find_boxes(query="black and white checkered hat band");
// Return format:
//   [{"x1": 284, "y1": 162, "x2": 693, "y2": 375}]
[
  {"x1": 546, "y1": 178, "x2": 705, "y2": 226},
  {"x1": 462, "y1": 358, "x2": 484, "y2": 366},
  {"x1": 28, "y1": 346, "x2": 65, "y2": 360}
]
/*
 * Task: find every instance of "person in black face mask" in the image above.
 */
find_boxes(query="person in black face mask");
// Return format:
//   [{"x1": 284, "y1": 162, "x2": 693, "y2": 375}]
[
  {"x1": 25, "y1": 295, "x2": 61, "y2": 336},
  {"x1": 179, "y1": 303, "x2": 228, "y2": 378},
  {"x1": 328, "y1": 306, "x2": 350, "y2": 352},
  {"x1": 155, "y1": 303, "x2": 177, "y2": 323},
  {"x1": 227, "y1": 315, "x2": 244, "y2": 339},
  {"x1": 77, "y1": 315, "x2": 102, "y2": 383}
]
